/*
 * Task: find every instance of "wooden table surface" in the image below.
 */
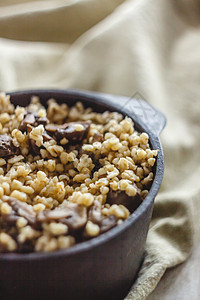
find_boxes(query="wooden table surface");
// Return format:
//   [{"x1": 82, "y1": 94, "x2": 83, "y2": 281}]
[{"x1": 147, "y1": 237, "x2": 200, "y2": 300}]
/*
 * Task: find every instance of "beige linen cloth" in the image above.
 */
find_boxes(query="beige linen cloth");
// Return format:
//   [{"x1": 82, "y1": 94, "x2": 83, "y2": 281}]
[{"x1": 0, "y1": 0, "x2": 200, "y2": 299}]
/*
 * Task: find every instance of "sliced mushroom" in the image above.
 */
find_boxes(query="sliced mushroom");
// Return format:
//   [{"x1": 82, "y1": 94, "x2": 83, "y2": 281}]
[
  {"x1": 2, "y1": 197, "x2": 36, "y2": 226},
  {"x1": 35, "y1": 117, "x2": 49, "y2": 127},
  {"x1": 88, "y1": 201, "x2": 118, "y2": 234},
  {"x1": 37, "y1": 202, "x2": 87, "y2": 231},
  {"x1": 88, "y1": 200, "x2": 102, "y2": 224},
  {"x1": 20, "y1": 112, "x2": 49, "y2": 132},
  {"x1": 0, "y1": 135, "x2": 19, "y2": 157},
  {"x1": 45, "y1": 121, "x2": 90, "y2": 144},
  {"x1": 107, "y1": 187, "x2": 142, "y2": 213},
  {"x1": 19, "y1": 112, "x2": 36, "y2": 131},
  {"x1": 27, "y1": 124, "x2": 52, "y2": 155},
  {"x1": 100, "y1": 215, "x2": 117, "y2": 233}
]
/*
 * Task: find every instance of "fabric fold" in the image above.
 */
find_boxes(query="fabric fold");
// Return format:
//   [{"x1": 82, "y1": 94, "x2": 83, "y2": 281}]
[{"x1": 0, "y1": 0, "x2": 200, "y2": 299}]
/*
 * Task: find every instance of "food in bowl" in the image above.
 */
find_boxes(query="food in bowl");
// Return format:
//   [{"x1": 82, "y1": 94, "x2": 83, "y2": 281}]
[{"x1": 0, "y1": 93, "x2": 157, "y2": 253}]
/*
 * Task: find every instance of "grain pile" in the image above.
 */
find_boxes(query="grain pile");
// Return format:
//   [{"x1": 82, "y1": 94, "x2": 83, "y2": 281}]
[{"x1": 0, "y1": 93, "x2": 157, "y2": 253}]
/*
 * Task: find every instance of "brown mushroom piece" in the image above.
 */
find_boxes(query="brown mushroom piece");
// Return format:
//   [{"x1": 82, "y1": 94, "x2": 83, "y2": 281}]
[
  {"x1": 88, "y1": 201, "x2": 118, "y2": 234},
  {"x1": 45, "y1": 121, "x2": 90, "y2": 144},
  {"x1": 37, "y1": 202, "x2": 87, "y2": 232},
  {"x1": 88, "y1": 200, "x2": 102, "y2": 224},
  {"x1": 19, "y1": 113, "x2": 35, "y2": 132},
  {"x1": 0, "y1": 135, "x2": 19, "y2": 157},
  {"x1": 26, "y1": 124, "x2": 40, "y2": 155},
  {"x1": 1, "y1": 197, "x2": 36, "y2": 226},
  {"x1": 107, "y1": 187, "x2": 142, "y2": 213},
  {"x1": 20, "y1": 112, "x2": 49, "y2": 132},
  {"x1": 27, "y1": 124, "x2": 52, "y2": 155},
  {"x1": 100, "y1": 215, "x2": 117, "y2": 234}
]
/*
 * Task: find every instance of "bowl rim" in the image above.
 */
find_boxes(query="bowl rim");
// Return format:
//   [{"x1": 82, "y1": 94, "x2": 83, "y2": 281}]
[{"x1": 0, "y1": 89, "x2": 164, "y2": 261}]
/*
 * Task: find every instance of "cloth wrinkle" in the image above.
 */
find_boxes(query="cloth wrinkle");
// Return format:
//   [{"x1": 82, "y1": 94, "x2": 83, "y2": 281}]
[{"x1": 0, "y1": 0, "x2": 200, "y2": 299}]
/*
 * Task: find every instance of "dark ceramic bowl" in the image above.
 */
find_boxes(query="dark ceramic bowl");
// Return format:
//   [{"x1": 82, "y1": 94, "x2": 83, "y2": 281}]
[{"x1": 0, "y1": 89, "x2": 166, "y2": 300}]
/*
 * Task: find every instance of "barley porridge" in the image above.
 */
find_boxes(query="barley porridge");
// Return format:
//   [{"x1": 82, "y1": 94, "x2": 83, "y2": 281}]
[{"x1": 0, "y1": 93, "x2": 157, "y2": 253}]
